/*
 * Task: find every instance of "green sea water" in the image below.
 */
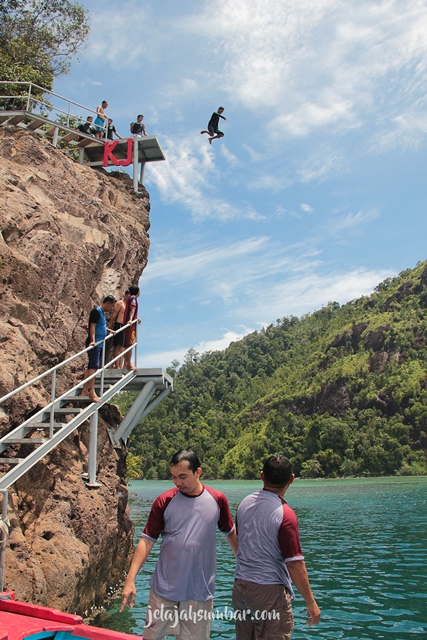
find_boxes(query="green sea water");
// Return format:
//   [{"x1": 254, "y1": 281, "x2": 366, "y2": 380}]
[{"x1": 97, "y1": 477, "x2": 427, "y2": 638}]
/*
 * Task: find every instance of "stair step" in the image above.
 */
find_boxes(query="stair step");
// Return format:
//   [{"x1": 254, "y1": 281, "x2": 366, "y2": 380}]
[
  {"x1": 0, "y1": 115, "x2": 11, "y2": 125},
  {"x1": 26, "y1": 118, "x2": 45, "y2": 131},
  {"x1": 78, "y1": 137, "x2": 98, "y2": 148},
  {"x1": 5, "y1": 438, "x2": 47, "y2": 445},
  {"x1": 54, "y1": 408, "x2": 82, "y2": 414},
  {"x1": 7, "y1": 114, "x2": 27, "y2": 125},
  {"x1": 0, "y1": 458, "x2": 26, "y2": 465},
  {"x1": 23, "y1": 423, "x2": 64, "y2": 429},
  {"x1": 61, "y1": 131, "x2": 81, "y2": 142},
  {"x1": 61, "y1": 395, "x2": 92, "y2": 402}
]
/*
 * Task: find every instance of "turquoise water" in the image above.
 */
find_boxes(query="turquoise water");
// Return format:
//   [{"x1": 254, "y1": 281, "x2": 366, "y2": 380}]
[{"x1": 98, "y1": 477, "x2": 427, "y2": 638}]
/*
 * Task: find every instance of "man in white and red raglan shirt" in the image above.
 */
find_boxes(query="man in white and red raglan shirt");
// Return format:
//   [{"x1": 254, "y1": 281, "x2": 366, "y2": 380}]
[
  {"x1": 232, "y1": 455, "x2": 320, "y2": 640},
  {"x1": 121, "y1": 449, "x2": 238, "y2": 640}
]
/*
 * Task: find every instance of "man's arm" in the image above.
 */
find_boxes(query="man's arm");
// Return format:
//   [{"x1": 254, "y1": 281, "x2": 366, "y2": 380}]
[
  {"x1": 109, "y1": 301, "x2": 122, "y2": 328},
  {"x1": 120, "y1": 537, "x2": 155, "y2": 611},
  {"x1": 127, "y1": 303, "x2": 136, "y2": 324},
  {"x1": 142, "y1": 123, "x2": 147, "y2": 136},
  {"x1": 226, "y1": 528, "x2": 238, "y2": 557},
  {"x1": 286, "y1": 559, "x2": 320, "y2": 626},
  {"x1": 89, "y1": 322, "x2": 97, "y2": 345}
]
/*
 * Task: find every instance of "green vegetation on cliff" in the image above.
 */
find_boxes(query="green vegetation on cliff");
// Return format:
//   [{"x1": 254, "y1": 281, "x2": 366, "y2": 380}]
[
  {"x1": 0, "y1": 0, "x2": 89, "y2": 103},
  {"x1": 121, "y1": 261, "x2": 427, "y2": 479}
]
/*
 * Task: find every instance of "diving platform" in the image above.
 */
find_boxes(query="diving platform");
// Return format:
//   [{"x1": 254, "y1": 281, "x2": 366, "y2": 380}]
[{"x1": 0, "y1": 82, "x2": 166, "y2": 193}]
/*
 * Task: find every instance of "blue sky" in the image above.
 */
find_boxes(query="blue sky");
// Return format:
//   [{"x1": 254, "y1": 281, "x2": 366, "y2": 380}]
[{"x1": 54, "y1": 0, "x2": 427, "y2": 369}]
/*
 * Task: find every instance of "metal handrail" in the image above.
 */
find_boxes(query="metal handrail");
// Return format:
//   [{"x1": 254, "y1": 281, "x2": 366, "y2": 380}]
[
  {"x1": 0, "y1": 319, "x2": 138, "y2": 408},
  {"x1": 0, "y1": 81, "x2": 108, "y2": 137},
  {"x1": 0, "y1": 489, "x2": 9, "y2": 592}
]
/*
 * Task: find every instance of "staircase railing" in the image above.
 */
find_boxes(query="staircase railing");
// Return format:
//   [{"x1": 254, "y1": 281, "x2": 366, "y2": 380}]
[
  {"x1": 0, "y1": 319, "x2": 138, "y2": 423},
  {"x1": 0, "y1": 81, "x2": 108, "y2": 138}
]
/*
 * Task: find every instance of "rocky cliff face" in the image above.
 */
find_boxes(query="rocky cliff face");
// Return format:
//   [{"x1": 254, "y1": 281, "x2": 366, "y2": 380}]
[{"x1": 0, "y1": 126, "x2": 150, "y2": 612}]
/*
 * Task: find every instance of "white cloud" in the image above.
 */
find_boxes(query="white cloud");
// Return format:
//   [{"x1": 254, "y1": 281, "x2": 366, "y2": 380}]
[
  {"x1": 333, "y1": 208, "x2": 379, "y2": 230},
  {"x1": 238, "y1": 267, "x2": 395, "y2": 324},
  {"x1": 141, "y1": 266, "x2": 395, "y2": 369},
  {"x1": 142, "y1": 236, "x2": 271, "y2": 284},
  {"x1": 141, "y1": 329, "x2": 253, "y2": 369},
  {"x1": 300, "y1": 203, "x2": 314, "y2": 213},
  {"x1": 220, "y1": 145, "x2": 239, "y2": 166},
  {"x1": 147, "y1": 134, "x2": 262, "y2": 221}
]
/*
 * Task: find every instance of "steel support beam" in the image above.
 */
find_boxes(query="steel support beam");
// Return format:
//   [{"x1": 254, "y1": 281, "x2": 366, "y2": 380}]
[
  {"x1": 111, "y1": 381, "x2": 155, "y2": 447},
  {"x1": 87, "y1": 411, "x2": 101, "y2": 488}
]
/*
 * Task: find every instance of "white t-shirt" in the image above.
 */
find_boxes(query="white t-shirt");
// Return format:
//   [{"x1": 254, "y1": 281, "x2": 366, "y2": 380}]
[{"x1": 142, "y1": 485, "x2": 235, "y2": 602}]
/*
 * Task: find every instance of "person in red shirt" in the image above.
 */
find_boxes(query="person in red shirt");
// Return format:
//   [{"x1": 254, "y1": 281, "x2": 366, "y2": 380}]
[
  {"x1": 123, "y1": 285, "x2": 140, "y2": 371},
  {"x1": 233, "y1": 455, "x2": 321, "y2": 639}
]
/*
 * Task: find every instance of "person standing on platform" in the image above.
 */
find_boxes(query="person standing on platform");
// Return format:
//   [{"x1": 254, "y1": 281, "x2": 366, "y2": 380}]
[
  {"x1": 106, "y1": 118, "x2": 122, "y2": 140},
  {"x1": 130, "y1": 114, "x2": 148, "y2": 138},
  {"x1": 201, "y1": 107, "x2": 226, "y2": 144},
  {"x1": 109, "y1": 290, "x2": 129, "y2": 368},
  {"x1": 123, "y1": 285, "x2": 140, "y2": 371},
  {"x1": 94, "y1": 100, "x2": 108, "y2": 139},
  {"x1": 232, "y1": 454, "x2": 321, "y2": 640},
  {"x1": 120, "y1": 449, "x2": 238, "y2": 640},
  {"x1": 81, "y1": 295, "x2": 115, "y2": 402}
]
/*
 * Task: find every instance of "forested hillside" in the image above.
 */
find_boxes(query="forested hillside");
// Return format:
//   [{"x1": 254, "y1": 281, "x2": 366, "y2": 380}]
[{"x1": 121, "y1": 261, "x2": 427, "y2": 478}]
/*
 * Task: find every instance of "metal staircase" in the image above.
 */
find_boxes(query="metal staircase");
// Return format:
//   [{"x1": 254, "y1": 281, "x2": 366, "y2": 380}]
[{"x1": 0, "y1": 324, "x2": 173, "y2": 492}]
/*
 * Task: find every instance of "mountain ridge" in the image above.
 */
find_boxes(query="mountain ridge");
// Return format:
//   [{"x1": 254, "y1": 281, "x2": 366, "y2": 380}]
[{"x1": 126, "y1": 261, "x2": 427, "y2": 479}]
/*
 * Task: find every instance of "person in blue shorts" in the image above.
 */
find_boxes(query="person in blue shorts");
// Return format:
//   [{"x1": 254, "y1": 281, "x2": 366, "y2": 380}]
[
  {"x1": 94, "y1": 100, "x2": 108, "y2": 139},
  {"x1": 201, "y1": 107, "x2": 226, "y2": 144},
  {"x1": 81, "y1": 295, "x2": 115, "y2": 402}
]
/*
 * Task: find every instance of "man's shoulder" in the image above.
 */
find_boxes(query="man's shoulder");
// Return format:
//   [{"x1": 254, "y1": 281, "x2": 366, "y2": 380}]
[
  {"x1": 203, "y1": 485, "x2": 227, "y2": 500},
  {"x1": 153, "y1": 486, "x2": 179, "y2": 506},
  {"x1": 240, "y1": 489, "x2": 262, "y2": 502},
  {"x1": 202, "y1": 486, "x2": 232, "y2": 513},
  {"x1": 89, "y1": 306, "x2": 101, "y2": 319}
]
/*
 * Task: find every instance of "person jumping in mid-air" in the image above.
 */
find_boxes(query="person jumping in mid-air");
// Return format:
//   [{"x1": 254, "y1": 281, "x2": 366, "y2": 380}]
[{"x1": 201, "y1": 106, "x2": 226, "y2": 144}]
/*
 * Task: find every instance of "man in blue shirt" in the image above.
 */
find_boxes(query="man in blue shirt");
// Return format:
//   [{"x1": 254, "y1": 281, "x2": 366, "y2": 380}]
[{"x1": 81, "y1": 295, "x2": 115, "y2": 402}]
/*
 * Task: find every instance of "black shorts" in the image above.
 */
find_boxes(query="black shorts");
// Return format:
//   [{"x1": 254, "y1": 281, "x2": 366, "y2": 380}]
[
  {"x1": 208, "y1": 124, "x2": 224, "y2": 136},
  {"x1": 113, "y1": 322, "x2": 125, "y2": 347}
]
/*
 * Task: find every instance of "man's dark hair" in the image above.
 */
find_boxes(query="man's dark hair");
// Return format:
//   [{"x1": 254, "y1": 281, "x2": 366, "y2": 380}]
[
  {"x1": 170, "y1": 449, "x2": 201, "y2": 472},
  {"x1": 124, "y1": 289, "x2": 130, "y2": 295},
  {"x1": 103, "y1": 295, "x2": 115, "y2": 304},
  {"x1": 263, "y1": 455, "x2": 293, "y2": 487},
  {"x1": 137, "y1": 114, "x2": 143, "y2": 118},
  {"x1": 129, "y1": 285, "x2": 140, "y2": 296}
]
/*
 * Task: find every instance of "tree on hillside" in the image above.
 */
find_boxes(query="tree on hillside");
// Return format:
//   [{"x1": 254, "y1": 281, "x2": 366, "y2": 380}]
[{"x1": 0, "y1": 0, "x2": 89, "y2": 106}]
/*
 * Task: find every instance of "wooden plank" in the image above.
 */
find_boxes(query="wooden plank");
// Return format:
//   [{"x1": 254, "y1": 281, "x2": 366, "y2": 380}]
[
  {"x1": 61, "y1": 131, "x2": 81, "y2": 142},
  {"x1": 26, "y1": 117, "x2": 46, "y2": 131},
  {"x1": 6, "y1": 114, "x2": 27, "y2": 125}
]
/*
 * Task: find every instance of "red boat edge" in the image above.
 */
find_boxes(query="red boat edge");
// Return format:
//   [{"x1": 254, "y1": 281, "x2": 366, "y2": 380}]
[{"x1": 0, "y1": 591, "x2": 141, "y2": 640}]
